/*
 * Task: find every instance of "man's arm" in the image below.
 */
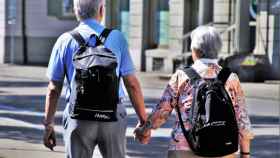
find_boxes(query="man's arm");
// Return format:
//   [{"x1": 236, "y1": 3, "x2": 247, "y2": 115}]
[
  {"x1": 123, "y1": 74, "x2": 147, "y2": 125},
  {"x1": 43, "y1": 80, "x2": 63, "y2": 150},
  {"x1": 44, "y1": 80, "x2": 63, "y2": 124}
]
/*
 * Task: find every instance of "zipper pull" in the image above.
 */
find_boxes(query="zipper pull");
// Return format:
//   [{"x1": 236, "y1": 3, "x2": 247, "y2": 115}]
[{"x1": 97, "y1": 69, "x2": 100, "y2": 82}]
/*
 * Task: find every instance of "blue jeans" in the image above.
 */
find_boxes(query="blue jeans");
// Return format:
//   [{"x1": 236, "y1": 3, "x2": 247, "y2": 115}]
[{"x1": 63, "y1": 103, "x2": 127, "y2": 158}]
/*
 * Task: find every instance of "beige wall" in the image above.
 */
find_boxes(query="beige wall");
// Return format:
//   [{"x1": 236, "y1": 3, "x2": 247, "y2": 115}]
[
  {"x1": 129, "y1": 0, "x2": 144, "y2": 71},
  {"x1": 25, "y1": 0, "x2": 77, "y2": 37},
  {"x1": 1, "y1": 0, "x2": 78, "y2": 64},
  {"x1": 24, "y1": 0, "x2": 77, "y2": 64}
]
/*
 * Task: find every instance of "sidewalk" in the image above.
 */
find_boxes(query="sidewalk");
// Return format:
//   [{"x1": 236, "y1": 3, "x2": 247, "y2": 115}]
[{"x1": 0, "y1": 64, "x2": 279, "y2": 100}]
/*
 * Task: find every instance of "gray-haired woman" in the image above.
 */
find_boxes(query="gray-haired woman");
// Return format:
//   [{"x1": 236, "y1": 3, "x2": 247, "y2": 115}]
[{"x1": 134, "y1": 26, "x2": 254, "y2": 158}]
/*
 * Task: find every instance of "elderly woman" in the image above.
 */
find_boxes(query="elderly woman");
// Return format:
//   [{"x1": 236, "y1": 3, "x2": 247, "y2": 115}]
[{"x1": 135, "y1": 26, "x2": 254, "y2": 158}]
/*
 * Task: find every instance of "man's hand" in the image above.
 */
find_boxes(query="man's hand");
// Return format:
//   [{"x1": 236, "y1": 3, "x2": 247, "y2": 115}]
[
  {"x1": 43, "y1": 124, "x2": 56, "y2": 151},
  {"x1": 133, "y1": 121, "x2": 151, "y2": 144}
]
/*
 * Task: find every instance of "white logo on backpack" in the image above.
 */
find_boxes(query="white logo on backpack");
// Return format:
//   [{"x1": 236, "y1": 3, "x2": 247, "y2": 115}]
[{"x1": 94, "y1": 113, "x2": 110, "y2": 120}]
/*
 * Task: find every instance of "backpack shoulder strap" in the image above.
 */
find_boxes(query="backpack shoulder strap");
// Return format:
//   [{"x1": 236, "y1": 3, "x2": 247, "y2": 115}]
[
  {"x1": 99, "y1": 28, "x2": 112, "y2": 44},
  {"x1": 182, "y1": 67, "x2": 201, "y2": 85},
  {"x1": 217, "y1": 67, "x2": 232, "y2": 85},
  {"x1": 69, "y1": 30, "x2": 86, "y2": 47}
]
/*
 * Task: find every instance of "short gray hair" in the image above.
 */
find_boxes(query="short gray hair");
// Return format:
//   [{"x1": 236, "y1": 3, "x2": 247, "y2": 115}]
[
  {"x1": 190, "y1": 26, "x2": 222, "y2": 59},
  {"x1": 73, "y1": 0, "x2": 104, "y2": 21}
]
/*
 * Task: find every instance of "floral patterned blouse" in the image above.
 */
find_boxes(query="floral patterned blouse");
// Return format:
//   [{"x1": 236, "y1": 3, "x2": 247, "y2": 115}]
[{"x1": 142, "y1": 58, "x2": 254, "y2": 151}]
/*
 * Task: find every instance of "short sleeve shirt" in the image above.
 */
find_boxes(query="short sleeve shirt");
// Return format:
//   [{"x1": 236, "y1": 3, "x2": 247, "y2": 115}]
[{"x1": 47, "y1": 19, "x2": 135, "y2": 101}]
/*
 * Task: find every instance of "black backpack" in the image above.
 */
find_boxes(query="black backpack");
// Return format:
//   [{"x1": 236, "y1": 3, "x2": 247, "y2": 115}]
[
  {"x1": 175, "y1": 67, "x2": 239, "y2": 157},
  {"x1": 68, "y1": 28, "x2": 119, "y2": 122}
]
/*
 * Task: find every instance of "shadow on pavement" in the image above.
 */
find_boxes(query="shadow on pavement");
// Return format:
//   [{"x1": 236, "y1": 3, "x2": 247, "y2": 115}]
[
  {"x1": 0, "y1": 93, "x2": 279, "y2": 157},
  {"x1": 0, "y1": 81, "x2": 48, "y2": 87},
  {"x1": 1, "y1": 125, "x2": 279, "y2": 158},
  {"x1": 0, "y1": 95, "x2": 66, "y2": 112},
  {"x1": 251, "y1": 135, "x2": 280, "y2": 158},
  {"x1": 127, "y1": 136, "x2": 169, "y2": 158},
  {"x1": 0, "y1": 126, "x2": 64, "y2": 146},
  {"x1": 0, "y1": 147, "x2": 64, "y2": 154},
  {"x1": 250, "y1": 115, "x2": 280, "y2": 125}
]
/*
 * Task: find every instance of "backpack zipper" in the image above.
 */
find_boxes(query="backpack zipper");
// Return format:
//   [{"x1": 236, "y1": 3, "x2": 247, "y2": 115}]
[
  {"x1": 76, "y1": 107, "x2": 113, "y2": 112},
  {"x1": 96, "y1": 69, "x2": 100, "y2": 82},
  {"x1": 74, "y1": 53, "x2": 116, "y2": 60}
]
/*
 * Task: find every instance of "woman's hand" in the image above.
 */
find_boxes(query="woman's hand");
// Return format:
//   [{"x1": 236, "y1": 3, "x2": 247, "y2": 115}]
[{"x1": 133, "y1": 121, "x2": 151, "y2": 144}]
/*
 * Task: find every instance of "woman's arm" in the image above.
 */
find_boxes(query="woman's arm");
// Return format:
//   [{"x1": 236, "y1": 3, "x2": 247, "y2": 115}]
[
  {"x1": 134, "y1": 70, "x2": 183, "y2": 144},
  {"x1": 225, "y1": 73, "x2": 254, "y2": 157}
]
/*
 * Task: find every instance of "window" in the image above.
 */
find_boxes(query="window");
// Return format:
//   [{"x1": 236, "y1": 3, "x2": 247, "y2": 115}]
[
  {"x1": 145, "y1": 0, "x2": 170, "y2": 49},
  {"x1": 48, "y1": 0, "x2": 75, "y2": 19},
  {"x1": 157, "y1": 0, "x2": 169, "y2": 47},
  {"x1": 152, "y1": 58, "x2": 164, "y2": 71},
  {"x1": 7, "y1": 0, "x2": 17, "y2": 24},
  {"x1": 120, "y1": 0, "x2": 130, "y2": 40},
  {"x1": 63, "y1": 0, "x2": 74, "y2": 16}
]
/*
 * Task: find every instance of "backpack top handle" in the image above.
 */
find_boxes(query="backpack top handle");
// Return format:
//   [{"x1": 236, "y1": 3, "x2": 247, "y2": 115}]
[
  {"x1": 90, "y1": 28, "x2": 112, "y2": 46},
  {"x1": 70, "y1": 28, "x2": 112, "y2": 48}
]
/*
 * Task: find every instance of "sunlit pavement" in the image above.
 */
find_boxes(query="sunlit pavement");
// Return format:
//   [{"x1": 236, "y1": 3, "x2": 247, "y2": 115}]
[{"x1": 0, "y1": 64, "x2": 279, "y2": 158}]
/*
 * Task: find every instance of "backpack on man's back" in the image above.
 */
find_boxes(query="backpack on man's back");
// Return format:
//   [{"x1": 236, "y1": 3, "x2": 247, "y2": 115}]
[
  {"x1": 68, "y1": 28, "x2": 119, "y2": 122},
  {"x1": 176, "y1": 67, "x2": 239, "y2": 157}
]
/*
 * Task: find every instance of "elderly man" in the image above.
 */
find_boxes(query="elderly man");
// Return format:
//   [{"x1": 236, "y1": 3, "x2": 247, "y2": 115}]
[
  {"x1": 43, "y1": 0, "x2": 148, "y2": 158},
  {"x1": 135, "y1": 26, "x2": 254, "y2": 158}
]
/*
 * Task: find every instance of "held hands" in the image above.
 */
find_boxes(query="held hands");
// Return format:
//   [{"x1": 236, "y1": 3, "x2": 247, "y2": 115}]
[
  {"x1": 43, "y1": 123, "x2": 56, "y2": 151},
  {"x1": 133, "y1": 121, "x2": 151, "y2": 144}
]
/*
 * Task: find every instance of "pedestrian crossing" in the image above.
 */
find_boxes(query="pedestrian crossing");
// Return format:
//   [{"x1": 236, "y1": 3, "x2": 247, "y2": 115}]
[{"x1": 0, "y1": 102, "x2": 172, "y2": 138}]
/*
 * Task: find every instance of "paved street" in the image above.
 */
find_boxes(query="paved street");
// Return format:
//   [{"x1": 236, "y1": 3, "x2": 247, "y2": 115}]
[{"x1": 0, "y1": 64, "x2": 279, "y2": 158}]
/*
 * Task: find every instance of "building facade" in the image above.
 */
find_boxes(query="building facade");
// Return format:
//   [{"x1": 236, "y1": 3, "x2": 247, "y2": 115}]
[
  {"x1": 0, "y1": 0, "x2": 279, "y2": 79},
  {"x1": 0, "y1": 0, "x2": 77, "y2": 64}
]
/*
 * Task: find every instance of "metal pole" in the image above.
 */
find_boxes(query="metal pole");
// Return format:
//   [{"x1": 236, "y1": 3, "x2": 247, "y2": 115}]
[
  {"x1": 235, "y1": 0, "x2": 251, "y2": 54},
  {"x1": 9, "y1": 24, "x2": 15, "y2": 64},
  {"x1": 22, "y1": 0, "x2": 28, "y2": 64}
]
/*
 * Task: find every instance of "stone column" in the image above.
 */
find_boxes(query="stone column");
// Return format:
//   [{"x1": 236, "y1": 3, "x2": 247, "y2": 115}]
[
  {"x1": 0, "y1": 0, "x2": 6, "y2": 63},
  {"x1": 254, "y1": 9, "x2": 266, "y2": 55},
  {"x1": 235, "y1": 0, "x2": 251, "y2": 54},
  {"x1": 129, "y1": 0, "x2": 145, "y2": 71},
  {"x1": 213, "y1": 0, "x2": 230, "y2": 55},
  {"x1": 169, "y1": 0, "x2": 185, "y2": 52}
]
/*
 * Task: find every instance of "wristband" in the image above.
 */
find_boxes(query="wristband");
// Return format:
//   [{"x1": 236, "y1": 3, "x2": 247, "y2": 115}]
[{"x1": 240, "y1": 151, "x2": 250, "y2": 155}]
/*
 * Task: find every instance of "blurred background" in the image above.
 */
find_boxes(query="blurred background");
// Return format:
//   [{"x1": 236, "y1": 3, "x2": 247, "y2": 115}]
[
  {"x1": 0, "y1": 0, "x2": 280, "y2": 81},
  {"x1": 0, "y1": 0, "x2": 279, "y2": 158}
]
